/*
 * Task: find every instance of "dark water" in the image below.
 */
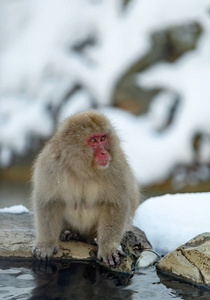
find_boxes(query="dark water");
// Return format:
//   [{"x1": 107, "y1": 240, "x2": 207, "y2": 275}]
[{"x1": 0, "y1": 261, "x2": 210, "y2": 300}]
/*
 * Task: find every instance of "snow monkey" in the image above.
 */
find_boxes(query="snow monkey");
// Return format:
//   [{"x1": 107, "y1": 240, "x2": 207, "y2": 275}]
[{"x1": 32, "y1": 110, "x2": 140, "y2": 267}]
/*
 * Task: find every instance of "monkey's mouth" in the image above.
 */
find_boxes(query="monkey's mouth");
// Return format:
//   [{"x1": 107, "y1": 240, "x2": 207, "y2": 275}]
[{"x1": 97, "y1": 159, "x2": 109, "y2": 166}]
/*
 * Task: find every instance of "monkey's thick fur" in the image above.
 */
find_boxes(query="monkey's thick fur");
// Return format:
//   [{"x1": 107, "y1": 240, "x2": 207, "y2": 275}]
[{"x1": 32, "y1": 110, "x2": 140, "y2": 266}]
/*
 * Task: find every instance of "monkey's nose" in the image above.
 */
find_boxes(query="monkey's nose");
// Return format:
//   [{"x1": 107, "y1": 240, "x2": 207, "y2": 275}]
[{"x1": 99, "y1": 147, "x2": 106, "y2": 155}]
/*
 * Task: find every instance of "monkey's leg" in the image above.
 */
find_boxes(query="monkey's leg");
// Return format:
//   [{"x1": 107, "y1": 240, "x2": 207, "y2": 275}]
[
  {"x1": 32, "y1": 200, "x2": 65, "y2": 260},
  {"x1": 97, "y1": 203, "x2": 126, "y2": 268}
]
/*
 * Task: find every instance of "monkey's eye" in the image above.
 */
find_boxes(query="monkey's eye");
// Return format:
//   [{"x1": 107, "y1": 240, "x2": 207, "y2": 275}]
[
  {"x1": 91, "y1": 138, "x2": 97, "y2": 143},
  {"x1": 101, "y1": 136, "x2": 106, "y2": 141}
]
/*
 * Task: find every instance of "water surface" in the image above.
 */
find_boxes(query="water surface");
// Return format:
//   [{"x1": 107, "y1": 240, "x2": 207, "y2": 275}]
[{"x1": 1, "y1": 260, "x2": 209, "y2": 300}]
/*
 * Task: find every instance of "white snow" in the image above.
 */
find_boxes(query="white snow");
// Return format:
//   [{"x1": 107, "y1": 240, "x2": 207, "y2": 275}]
[
  {"x1": 0, "y1": 0, "x2": 210, "y2": 187},
  {"x1": 58, "y1": 90, "x2": 92, "y2": 123},
  {"x1": 133, "y1": 192, "x2": 210, "y2": 255},
  {"x1": 0, "y1": 205, "x2": 29, "y2": 214},
  {"x1": 100, "y1": 106, "x2": 204, "y2": 185},
  {"x1": 0, "y1": 97, "x2": 54, "y2": 167}
]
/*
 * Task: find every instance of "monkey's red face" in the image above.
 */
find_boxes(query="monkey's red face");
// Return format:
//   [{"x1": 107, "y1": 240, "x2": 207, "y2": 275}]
[{"x1": 87, "y1": 133, "x2": 110, "y2": 167}]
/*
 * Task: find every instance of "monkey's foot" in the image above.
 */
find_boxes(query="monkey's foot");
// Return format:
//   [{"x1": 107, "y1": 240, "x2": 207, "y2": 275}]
[
  {"x1": 60, "y1": 230, "x2": 73, "y2": 242},
  {"x1": 60, "y1": 230, "x2": 80, "y2": 242},
  {"x1": 32, "y1": 243, "x2": 59, "y2": 260},
  {"x1": 98, "y1": 245, "x2": 126, "y2": 268}
]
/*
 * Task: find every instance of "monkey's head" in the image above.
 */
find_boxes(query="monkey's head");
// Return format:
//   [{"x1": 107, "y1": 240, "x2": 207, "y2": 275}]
[{"x1": 54, "y1": 110, "x2": 119, "y2": 176}]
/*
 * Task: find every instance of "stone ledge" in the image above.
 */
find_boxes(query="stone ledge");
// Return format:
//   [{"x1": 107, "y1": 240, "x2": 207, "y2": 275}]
[{"x1": 0, "y1": 212, "x2": 152, "y2": 274}]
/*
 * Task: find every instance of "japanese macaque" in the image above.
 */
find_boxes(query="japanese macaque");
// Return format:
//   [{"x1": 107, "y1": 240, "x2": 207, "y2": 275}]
[{"x1": 32, "y1": 110, "x2": 140, "y2": 267}]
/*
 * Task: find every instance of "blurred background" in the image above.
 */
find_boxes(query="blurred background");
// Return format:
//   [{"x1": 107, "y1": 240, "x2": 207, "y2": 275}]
[{"x1": 0, "y1": 0, "x2": 210, "y2": 209}]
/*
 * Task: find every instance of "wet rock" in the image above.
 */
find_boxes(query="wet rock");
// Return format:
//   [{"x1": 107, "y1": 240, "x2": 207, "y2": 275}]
[
  {"x1": 157, "y1": 233, "x2": 210, "y2": 288},
  {"x1": 0, "y1": 212, "x2": 151, "y2": 274},
  {"x1": 136, "y1": 249, "x2": 160, "y2": 269}
]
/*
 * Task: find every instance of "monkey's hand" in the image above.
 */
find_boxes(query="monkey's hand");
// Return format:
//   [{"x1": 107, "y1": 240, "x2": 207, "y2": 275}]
[
  {"x1": 32, "y1": 242, "x2": 59, "y2": 260},
  {"x1": 98, "y1": 244, "x2": 126, "y2": 268}
]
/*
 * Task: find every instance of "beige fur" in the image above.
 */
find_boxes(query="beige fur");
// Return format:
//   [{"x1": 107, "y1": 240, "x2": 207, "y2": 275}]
[{"x1": 32, "y1": 110, "x2": 140, "y2": 266}]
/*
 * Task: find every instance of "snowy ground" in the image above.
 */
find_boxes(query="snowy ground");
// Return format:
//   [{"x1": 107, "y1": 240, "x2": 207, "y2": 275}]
[
  {"x1": 0, "y1": 205, "x2": 29, "y2": 214},
  {"x1": 134, "y1": 192, "x2": 210, "y2": 255},
  {"x1": 1, "y1": 192, "x2": 209, "y2": 255}
]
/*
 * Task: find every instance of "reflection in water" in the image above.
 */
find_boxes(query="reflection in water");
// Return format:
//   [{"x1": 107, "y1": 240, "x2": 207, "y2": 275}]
[
  {"x1": 158, "y1": 272, "x2": 210, "y2": 300},
  {"x1": 0, "y1": 260, "x2": 210, "y2": 300},
  {"x1": 30, "y1": 261, "x2": 133, "y2": 300},
  {"x1": 0, "y1": 260, "x2": 133, "y2": 300},
  {"x1": 0, "y1": 262, "x2": 36, "y2": 299}
]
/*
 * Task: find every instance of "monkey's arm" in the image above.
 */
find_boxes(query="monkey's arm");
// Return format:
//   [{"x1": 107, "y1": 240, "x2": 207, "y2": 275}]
[
  {"x1": 32, "y1": 198, "x2": 65, "y2": 260},
  {"x1": 97, "y1": 201, "x2": 127, "y2": 267}
]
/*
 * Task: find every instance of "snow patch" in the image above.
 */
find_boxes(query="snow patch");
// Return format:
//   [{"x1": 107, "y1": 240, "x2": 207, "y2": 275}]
[
  {"x1": 134, "y1": 192, "x2": 210, "y2": 255},
  {"x1": 0, "y1": 205, "x2": 29, "y2": 214}
]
